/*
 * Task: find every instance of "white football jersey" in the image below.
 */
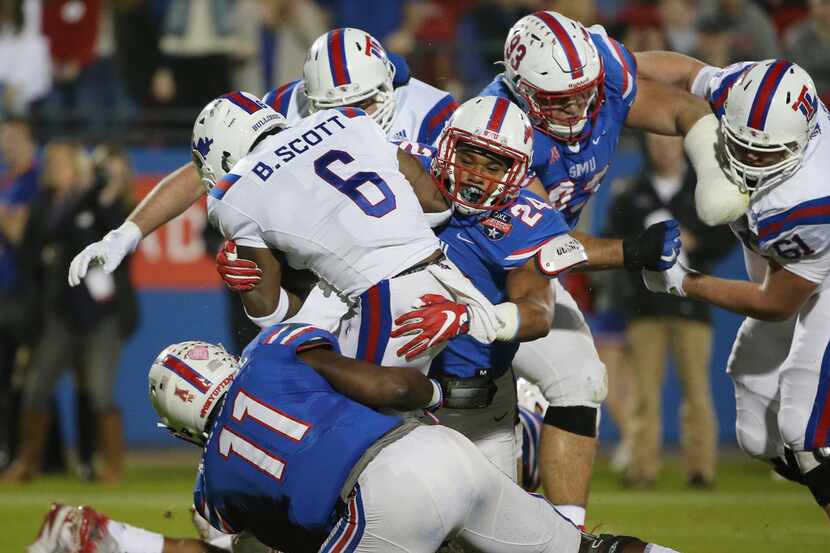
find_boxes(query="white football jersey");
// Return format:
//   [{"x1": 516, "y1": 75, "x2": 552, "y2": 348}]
[
  {"x1": 206, "y1": 107, "x2": 440, "y2": 298},
  {"x1": 263, "y1": 77, "x2": 458, "y2": 145},
  {"x1": 702, "y1": 63, "x2": 830, "y2": 288}
]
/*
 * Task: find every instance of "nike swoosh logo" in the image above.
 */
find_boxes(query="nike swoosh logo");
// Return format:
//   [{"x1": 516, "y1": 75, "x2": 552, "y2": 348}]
[
  {"x1": 592, "y1": 137, "x2": 601, "y2": 145},
  {"x1": 432, "y1": 310, "x2": 458, "y2": 346},
  {"x1": 493, "y1": 412, "x2": 508, "y2": 422},
  {"x1": 456, "y1": 232, "x2": 475, "y2": 245}
]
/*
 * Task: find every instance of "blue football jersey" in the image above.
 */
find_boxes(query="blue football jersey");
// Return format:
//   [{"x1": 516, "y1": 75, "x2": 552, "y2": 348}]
[
  {"x1": 396, "y1": 142, "x2": 573, "y2": 377},
  {"x1": 194, "y1": 323, "x2": 401, "y2": 551},
  {"x1": 479, "y1": 24, "x2": 637, "y2": 229}
]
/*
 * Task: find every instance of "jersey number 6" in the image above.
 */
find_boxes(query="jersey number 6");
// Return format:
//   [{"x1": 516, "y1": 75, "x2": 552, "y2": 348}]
[{"x1": 314, "y1": 149, "x2": 397, "y2": 218}]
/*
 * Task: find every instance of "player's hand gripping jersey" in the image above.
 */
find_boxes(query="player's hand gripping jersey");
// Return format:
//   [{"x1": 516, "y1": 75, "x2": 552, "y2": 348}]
[
  {"x1": 206, "y1": 107, "x2": 439, "y2": 299},
  {"x1": 480, "y1": 23, "x2": 637, "y2": 228},
  {"x1": 699, "y1": 61, "x2": 830, "y2": 289},
  {"x1": 263, "y1": 29, "x2": 457, "y2": 145},
  {"x1": 194, "y1": 323, "x2": 402, "y2": 553}
]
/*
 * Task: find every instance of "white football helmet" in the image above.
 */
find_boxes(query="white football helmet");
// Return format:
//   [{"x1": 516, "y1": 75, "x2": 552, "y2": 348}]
[
  {"x1": 434, "y1": 96, "x2": 533, "y2": 215},
  {"x1": 304, "y1": 28, "x2": 397, "y2": 132},
  {"x1": 503, "y1": 11, "x2": 604, "y2": 141},
  {"x1": 721, "y1": 60, "x2": 819, "y2": 194},
  {"x1": 148, "y1": 341, "x2": 239, "y2": 446},
  {"x1": 191, "y1": 91, "x2": 288, "y2": 190}
]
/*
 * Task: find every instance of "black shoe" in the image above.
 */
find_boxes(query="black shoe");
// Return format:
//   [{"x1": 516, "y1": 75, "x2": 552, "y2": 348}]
[{"x1": 687, "y1": 473, "x2": 715, "y2": 489}]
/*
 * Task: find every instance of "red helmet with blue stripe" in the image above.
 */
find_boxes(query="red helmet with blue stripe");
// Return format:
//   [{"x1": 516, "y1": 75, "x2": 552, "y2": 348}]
[
  {"x1": 721, "y1": 60, "x2": 819, "y2": 194},
  {"x1": 503, "y1": 11, "x2": 604, "y2": 142},
  {"x1": 303, "y1": 28, "x2": 397, "y2": 132},
  {"x1": 434, "y1": 96, "x2": 534, "y2": 215}
]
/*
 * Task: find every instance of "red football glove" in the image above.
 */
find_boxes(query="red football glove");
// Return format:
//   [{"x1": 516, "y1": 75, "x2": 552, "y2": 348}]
[
  {"x1": 216, "y1": 241, "x2": 262, "y2": 292},
  {"x1": 390, "y1": 294, "x2": 470, "y2": 361}
]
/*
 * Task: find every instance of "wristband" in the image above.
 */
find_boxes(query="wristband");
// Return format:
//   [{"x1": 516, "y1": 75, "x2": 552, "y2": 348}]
[
  {"x1": 244, "y1": 287, "x2": 290, "y2": 328},
  {"x1": 494, "y1": 302, "x2": 520, "y2": 341}
]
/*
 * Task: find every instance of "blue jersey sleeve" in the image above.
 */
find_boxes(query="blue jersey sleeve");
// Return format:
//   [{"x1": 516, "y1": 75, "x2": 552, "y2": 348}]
[
  {"x1": 416, "y1": 93, "x2": 459, "y2": 145},
  {"x1": 477, "y1": 190, "x2": 570, "y2": 270},
  {"x1": 588, "y1": 25, "x2": 637, "y2": 111},
  {"x1": 263, "y1": 80, "x2": 301, "y2": 116}
]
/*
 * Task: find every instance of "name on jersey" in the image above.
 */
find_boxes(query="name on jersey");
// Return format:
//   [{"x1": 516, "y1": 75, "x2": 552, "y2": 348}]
[{"x1": 251, "y1": 114, "x2": 348, "y2": 181}]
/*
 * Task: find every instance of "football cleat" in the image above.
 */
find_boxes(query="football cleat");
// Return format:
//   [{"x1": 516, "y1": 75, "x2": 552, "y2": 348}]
[
  {"x1": 579, "y1": 532, "x2": 680, "y2": 553},
  {"x1": 28, "y1": 503, "x2": 117, "y2": 553}
]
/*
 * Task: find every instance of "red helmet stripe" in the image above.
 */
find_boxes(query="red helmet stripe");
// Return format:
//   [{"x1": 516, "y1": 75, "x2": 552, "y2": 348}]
[
  {"x1": 486, "y1": 97, "x2": 510, "y2": 134},
  {"x1": 222, "y1": 92, "x2": 263, "y2": 114},
  {"x1": 327, "y1": 29, "x2": 352, "y2": 86},
  {"x1": 162, "y1": 354, "x2": 211, "y2": 393},
  {"x1": 534, "y1": 12, "x2": 584, "y2": 79},
  {"x1": 748, "y1": 60, "x2": 792, "y2": 131}
]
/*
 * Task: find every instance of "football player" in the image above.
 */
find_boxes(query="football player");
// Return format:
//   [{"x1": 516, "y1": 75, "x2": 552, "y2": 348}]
[
  {"x1": 641, "y1": 58, "x2": 830, "y2": 521},
  {"x1": 475, "y1": 10, "x2": 733, "y2": 526},
  {"x1": 27, "y1": 328, "x2": 681, "y2": 553},
  {"x1": 66, "y1": 28, "x2": 458, "y2": 297},
  {"x1": 196, "y1": 93, "x2": 503, "y2": 372},
  {"x1": 393, "y1": 95, "x2": 589, "y2": 481}
]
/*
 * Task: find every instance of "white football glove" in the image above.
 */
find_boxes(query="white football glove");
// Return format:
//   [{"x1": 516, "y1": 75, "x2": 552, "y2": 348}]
[
  {"x1": 642, "y1": 261, "x2": 696, "y2": 297},
  {"x1": 68, "y1": 221, "x2": 142, "y2": 286}
]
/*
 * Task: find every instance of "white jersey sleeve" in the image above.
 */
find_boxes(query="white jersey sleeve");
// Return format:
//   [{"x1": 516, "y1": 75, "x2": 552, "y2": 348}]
[
  {"x1": 696, "y1": 60, "x2": 759, "y2": 119},
  {"x1": 389, "y1": 77, "x2": 457, "y2": 144},
  {"x1": 755, "y1": 198, "x2": 830, "y2": 285}
]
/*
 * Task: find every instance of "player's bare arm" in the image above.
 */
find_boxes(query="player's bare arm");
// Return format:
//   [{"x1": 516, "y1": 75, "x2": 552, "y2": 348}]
[
  {"x1": 235, "y1": 245, "x2": 302, "y2": 321},
  {"x1": 298, "y1": 347, "x2": 433, "y2": 410},
  {"x1": 633, "y1": 51, "x2": 707, "y2": 92},
  {"x1": 397, "y1": 147, "x2": 449, "y2": 213},
  {"x1": 626, "y1": 77, "x2": 711, "y2": 136},
  {"x1": 682, "y1": 262, "x2": 818, "y2": 321},
  {"x1": 505, "y1": 258, "x2": 556, "y2": 340},
  {"x1": 128, "y1": 162, "x2": 204, "y2": 236}
]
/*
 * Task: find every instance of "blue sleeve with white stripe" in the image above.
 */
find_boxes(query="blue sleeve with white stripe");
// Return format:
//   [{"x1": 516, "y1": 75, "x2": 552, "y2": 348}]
[
  {"x1": 416, "y1": 93, "x2": 459, "y2": 145},
  {"x1": 588, "y1": 24, "x2": 637, "y2": 109}
]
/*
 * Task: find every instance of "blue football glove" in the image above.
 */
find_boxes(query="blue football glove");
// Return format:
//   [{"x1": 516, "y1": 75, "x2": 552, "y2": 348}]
[{"x1": 623, "y1": 220, "x2": 681, "y2": 271}]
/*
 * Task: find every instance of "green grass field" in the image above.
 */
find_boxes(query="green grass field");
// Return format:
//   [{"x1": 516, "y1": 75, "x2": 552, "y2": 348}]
[{"x1": 1, "y1": 448, "x2": 827, "y2": 552}]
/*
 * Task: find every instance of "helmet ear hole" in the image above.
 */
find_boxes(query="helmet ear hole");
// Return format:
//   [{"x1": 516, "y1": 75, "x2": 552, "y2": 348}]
[{"x1": 221, "y1": 151, "x2": 232, "y2": 173}]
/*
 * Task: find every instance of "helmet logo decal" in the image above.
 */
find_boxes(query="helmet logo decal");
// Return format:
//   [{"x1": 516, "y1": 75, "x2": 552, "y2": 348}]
[
  {"x1": 186, "y1": 345, "x2": 210, "y2": 361},
  {"x1": 162, "y1": 354, "x2": 212, "y2": 393},
  {"x1": 194, "y1": 137, "x2": 213, "y2": 159},
  {"x1": 364, "y1": 35, "x2": 385, "y2": 60},
  {"x1": 174, "y1": 386, "x2": 195, "y2": 403},
  {"x1": 327, "y1": 29, "x2": 351, "y2": 86},
  {"x1": 747, "y1": 60, "x2": 792, "y2": 130},
  {"x1": 534, "y1": 11, "x2": 583, "y2": 78},
  {"x1": 792, "y1": 84, "x2": 818, "y2": 122}
]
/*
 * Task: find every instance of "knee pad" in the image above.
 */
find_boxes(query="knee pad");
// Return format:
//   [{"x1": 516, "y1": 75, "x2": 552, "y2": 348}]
[
  {"x1": 778, "y1": 403, "x2": 812, "y2": 451},
  {"x1": 735, "y1": 401, "x2": 780, "y2": 459},
  {"x1": 543, "y1": 405, "x2": 598, "y2": 438}
]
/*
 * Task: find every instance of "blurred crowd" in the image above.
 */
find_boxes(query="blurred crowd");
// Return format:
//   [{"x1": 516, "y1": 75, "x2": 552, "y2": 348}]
[{"x1": 0, "y1": 0, "x2": 826, "y2": 144}]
